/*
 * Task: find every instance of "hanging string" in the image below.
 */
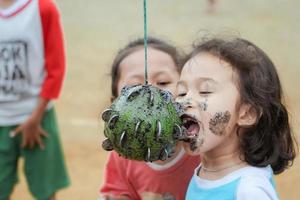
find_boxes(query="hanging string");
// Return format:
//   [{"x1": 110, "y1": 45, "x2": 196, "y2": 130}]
[{"x1": 143, "y1": 0, "x2": 148, "y2": 85}]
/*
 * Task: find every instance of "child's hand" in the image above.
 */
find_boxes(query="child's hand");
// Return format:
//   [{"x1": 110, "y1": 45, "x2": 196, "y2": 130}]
[
  {"x1": 10, "y1": 117, "x2": 48, "y2": 149},
  {"x1": 10, "y1": 97, "x2": 50, "y2": 149}
]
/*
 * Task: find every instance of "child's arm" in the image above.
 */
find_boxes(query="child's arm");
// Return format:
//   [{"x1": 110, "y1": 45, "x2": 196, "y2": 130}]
[
  {"x1": 11, "y1": 0, "x2": 65, "y2": 149},
  {"x1": 39, "y1": 0, "x2": 66, "y2": 100},
  {"x1": 100, "y1": 152, "x2": 135, "y2": 199}
]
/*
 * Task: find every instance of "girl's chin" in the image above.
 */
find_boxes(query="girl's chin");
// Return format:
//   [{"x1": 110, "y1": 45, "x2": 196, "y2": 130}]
[{"x1": 183, "y1": 142, "x2": 201, "y2": 156}]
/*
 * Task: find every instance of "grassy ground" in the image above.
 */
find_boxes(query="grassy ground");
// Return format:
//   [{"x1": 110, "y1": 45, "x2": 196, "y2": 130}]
[{"x1": 11, "y1": 0, "x2": 300, "y2": 199}]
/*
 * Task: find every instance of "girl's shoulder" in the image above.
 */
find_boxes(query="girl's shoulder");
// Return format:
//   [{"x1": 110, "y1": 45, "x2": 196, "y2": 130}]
[
  {"x1": 239, "y1": 165, "x2": 273, "y2": 178},
  {"x1": 192, "y1": 165, "x2": 274, "y2": 190},
  {"x1": 237, "y1": 166, "x2": 279, "y2": 200},
  {"x1": 187, "y1": 166, "x2": 278, "y2": 200}
]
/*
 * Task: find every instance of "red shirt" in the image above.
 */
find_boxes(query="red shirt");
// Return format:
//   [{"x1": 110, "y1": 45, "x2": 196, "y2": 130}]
[{"x1": 100, "y1": 150, "x2": 201, "y2": 200}]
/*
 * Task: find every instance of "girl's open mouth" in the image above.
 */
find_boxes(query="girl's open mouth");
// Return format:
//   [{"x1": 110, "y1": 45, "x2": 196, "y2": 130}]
[{"x1": 181, "y1": 114, "x2": 200, "y2": 139}]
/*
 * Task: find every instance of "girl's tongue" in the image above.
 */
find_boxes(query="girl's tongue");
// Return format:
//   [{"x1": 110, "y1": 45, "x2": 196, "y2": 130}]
[
  {"x1": 187, "y1": 123, "x2": 200, "y2": 137},
  {"x1": 182, "y1": 114, "x2": 200, "y2": 137}
]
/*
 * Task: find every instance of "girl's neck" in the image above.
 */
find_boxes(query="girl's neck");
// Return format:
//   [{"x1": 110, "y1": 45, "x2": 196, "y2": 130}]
[
  {"x1": 0, "y1": 0, "x2": 17, "y2": 9},
  {"x1": 199, "y1": 150, "x2": 248, "y2": 180}
]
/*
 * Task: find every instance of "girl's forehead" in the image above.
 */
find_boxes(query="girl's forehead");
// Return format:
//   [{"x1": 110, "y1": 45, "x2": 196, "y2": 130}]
[
  {"x1": 121, "y1": 47, "x2": 173, "y2": 65},
  {"x1": 120, "y1": 49, "x2": 178, "y2": 78},
  {"x1": 181, "y1": 53, "x2": 234, "y2": 82}
]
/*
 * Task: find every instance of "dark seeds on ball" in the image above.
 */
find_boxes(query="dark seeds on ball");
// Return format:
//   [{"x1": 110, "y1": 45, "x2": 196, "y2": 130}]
[
  {"x1": 134, "y1": 121, "x2": 141, "y2": 137},
  {"x1": 127, "y1": 90, "x2": 140, "y2": 102},
  {"x1": 160, "y1": 90, "x2": 172, "y2": 103},
  {"x1": 119, "y1": 131, "x2": 127, "y2": 147},
  {"x1": 148, "y1": 90, "x2": 154, "y2": 105},
  {"x1": 101, "y1": 108, "x2": 112, "y2": 122},
  {"x1": 145, "y1": 122, "x2": 151, "y2": 133},
  {"x1": 126, "y1": 85, "x2": 143, "y2": 102},
  {"x1": 121, "y1": 85, "x2": 130, "y2": 95},
  {"x1": 108, "y1": 114, "x2": 119, "y2": 129},
  {"x1": 159, "y1": 148, "x2": 168, "y2": 161},
  {"x1": 104, "y1": 129, "x2": 108, "y2": 137},
  {"x1": 173, "y1": 102, "x2": 184, "y2": 116},
  {"x1": 146, "y1": 147, "x2": 151, "y2": 162},
  {"x1": 173, "y1": 123, "x2": 183, "y2": 139},
  {"x1": 102, "y1": 139, "x2": 114, "y2": 151},
  {"x1": 156, "y1": 120, "x2": 162, "y2": 140}
]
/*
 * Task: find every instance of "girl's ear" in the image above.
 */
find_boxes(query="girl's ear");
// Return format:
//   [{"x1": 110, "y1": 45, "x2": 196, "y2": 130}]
[{"x1": 237, "y1": 103, "x2": 260, "y2": 127}]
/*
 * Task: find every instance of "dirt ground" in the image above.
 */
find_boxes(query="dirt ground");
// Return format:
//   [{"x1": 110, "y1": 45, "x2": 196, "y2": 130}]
[{"x1": 11, "y1": 0, "x2": 300, "y2": 199}]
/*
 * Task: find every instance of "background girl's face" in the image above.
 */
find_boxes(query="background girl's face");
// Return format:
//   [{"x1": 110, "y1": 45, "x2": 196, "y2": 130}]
[
  {"x1": 176, "y1": 53, "x2": 241, "y2": 156},
  {"x1": 117, "y1": 47, "x2": 180, "y2": 96}
]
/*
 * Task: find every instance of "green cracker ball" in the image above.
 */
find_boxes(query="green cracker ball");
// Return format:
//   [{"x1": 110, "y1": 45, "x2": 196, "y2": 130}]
[{"x1": 101, "y1": 84, "x2": 184, "y2": 162}]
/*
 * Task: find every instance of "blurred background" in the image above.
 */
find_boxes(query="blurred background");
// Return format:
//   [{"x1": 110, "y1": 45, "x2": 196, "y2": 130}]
[{"x1": 12, "y1": 0, "x2": 299, "y2": 199}]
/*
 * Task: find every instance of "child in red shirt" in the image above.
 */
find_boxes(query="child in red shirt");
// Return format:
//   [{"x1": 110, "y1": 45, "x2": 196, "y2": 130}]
[{"x1": 100, "y1": 37, "x2": 200, "y2": 200}]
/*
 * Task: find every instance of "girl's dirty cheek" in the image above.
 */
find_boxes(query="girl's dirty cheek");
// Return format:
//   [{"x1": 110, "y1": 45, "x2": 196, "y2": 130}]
[{"x1": 208, "y1": 111, "x2": 231, "y2": 136}]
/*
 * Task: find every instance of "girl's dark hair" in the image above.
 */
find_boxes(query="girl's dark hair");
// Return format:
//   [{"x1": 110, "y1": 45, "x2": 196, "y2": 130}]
[
  {"x1": 188, "y1": 37, "x2": 297, "y2": 174},
  {"x1": 110, "y1": 36, "x2": 182, "y2": 99}
]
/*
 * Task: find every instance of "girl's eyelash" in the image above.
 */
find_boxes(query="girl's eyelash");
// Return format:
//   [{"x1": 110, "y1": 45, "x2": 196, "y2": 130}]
[
  {"x1": 178, "y1": 93, "x2": 186, "y2": 97},
  {"x1": 199, "y1": 91, "x2": 212, "y2": 94},
  {"x1": 158, "y1": 81, "x2": 171, "y2": 85}
]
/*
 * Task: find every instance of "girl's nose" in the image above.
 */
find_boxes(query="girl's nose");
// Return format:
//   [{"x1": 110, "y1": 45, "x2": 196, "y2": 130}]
[{"x1": 179, "y1": 97, "x2": 197, "y2": 110}]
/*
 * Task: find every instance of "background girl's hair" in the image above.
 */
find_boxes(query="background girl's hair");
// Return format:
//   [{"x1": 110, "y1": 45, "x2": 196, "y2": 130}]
[
  {"x1": 188, "y1": 37, "x2": 297, "y2": 174},
  {"x1": 110, "y1": 36, "x2": 183, "y2": 99}
]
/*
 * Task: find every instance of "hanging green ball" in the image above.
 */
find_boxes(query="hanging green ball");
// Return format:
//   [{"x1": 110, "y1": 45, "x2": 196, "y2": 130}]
[{"x1": 101, "y1": 84, "x2": 184, "y2": 162}]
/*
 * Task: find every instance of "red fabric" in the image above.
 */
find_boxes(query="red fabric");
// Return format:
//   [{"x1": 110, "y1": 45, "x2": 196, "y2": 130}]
[
  {"x1": 39, "y1": 0, "x2": 65, "y2": 99},
  {"x1": 100, "y1": 151, "x2": 201, "y2": 200}
]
